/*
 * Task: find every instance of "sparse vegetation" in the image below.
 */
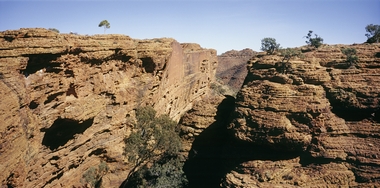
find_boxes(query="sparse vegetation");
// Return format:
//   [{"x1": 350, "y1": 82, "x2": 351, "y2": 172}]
[
  {"x1": 123, "y1": 106, "x2": 187, "y2": 187},
  {"x1": 210, "y1": 82, "x2": 226, "y2": 95},
  {"x1": 98, "y1": 20, "x2": 111, "y2": 34},
  {"x1": 126, "y1": 155, "x2": 187, "y2": 188},
  {"x1": 210, "y1": 78, "x2": 239, "y2": 97},
  {"x1": 365, "y1": 24, "x2": 380, "y2": 43},
  {"x1": 260, "y1": 38, "x2": 281, "y2": 54},
  {"x1": 275, "y1": 48, "x2": 302, "y2": 74},
  {"x1": 81, "y1": 161, "x2": 109, "y2": 188},
  {"x1": 279, "y1": 48, "x2": 302, "y2": 63},
  {"x1": 341, "y1": 48, "x2": 359, "y2": 67},
  {"x1": 305, "y1": 30, "x2": 323, "y2": 48},
  {"x1": 48, "y1": 28, "x2": 59, "y2": 33}
]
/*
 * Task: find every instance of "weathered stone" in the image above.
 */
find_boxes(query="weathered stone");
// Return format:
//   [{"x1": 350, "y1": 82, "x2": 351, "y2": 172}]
[
  {"x1": 0, "y1": 28, "x2": 217, "y2": 187},
  {"x1": 225, "y1": 44, "x2": 380, "y2": 187},
  {"x1": 216, "y1": 49, "x2": 256, "y2": 92}
]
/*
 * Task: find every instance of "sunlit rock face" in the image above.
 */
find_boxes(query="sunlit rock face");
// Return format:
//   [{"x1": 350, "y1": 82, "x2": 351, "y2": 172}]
[
  {"x1": 177, "y1": 43, "x2": 380, "y2": 187},
  {"x1": 224, "y1": 44, "x2": 380, "y2": 187},
  {"x1": 0, "y1": 28, "x2": 217, "y2": 187}
]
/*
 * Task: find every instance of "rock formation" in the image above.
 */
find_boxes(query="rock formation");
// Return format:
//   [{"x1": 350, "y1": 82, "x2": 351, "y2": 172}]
[
  {"x1": 2, "y1": 28, "x2": 380, "y2": 188},
  {"x1": 225, "y1": 44, "x2": 380, "y2": 187},
  {"x1": 0, "y1": 28, "x2": 217, "y2": 187},
  {"x1": 216, "y1": 48, "x2": 256, "y2": 92},
  {"x1": 179, "y1": 44, "x2": 380, "y2": 187}
]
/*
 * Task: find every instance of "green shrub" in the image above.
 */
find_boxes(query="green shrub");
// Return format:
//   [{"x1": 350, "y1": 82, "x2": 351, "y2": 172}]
[
  {"x1": 305, "y1": 30, "x2": 323, "y2": 48},
  {"x1": 82, "y1": 161, "x2": 109, "y2": 188},
  {"x1": 276, "y1": 48, "x2": 302, "y2": 74},
  {"x1": 341, "y1": 48, "x2": 359, "y2": 67},
  {"x1": 48, "y1": 28, "x2": 59, "y2": 33},
  {"x1": 126, "y1": 155, "x2": 188, "y2": 188},
  {"x1": 123, "y1": 106, "x2": 186, "y2": 187},
  {"x1": 98, "y1": 20, "x2": 110, "y2": 34},
  {"x1": 260, "y1": 38, "x2": 281, "y2": 54},
  {"x1": 365, "y1": 24, "x2": 380, "y2": 43},
  {"x1": 82, "y1": 167, "x2": 97, "y2": 187},
  {"x1": 279, "y1": 48, "x2": 302, "y2": 63}
]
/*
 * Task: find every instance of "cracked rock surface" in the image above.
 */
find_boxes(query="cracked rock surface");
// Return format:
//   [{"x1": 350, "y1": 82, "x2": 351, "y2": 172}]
[
  {"x1": 0, "y1": 28, "x2": 217, "y2": 187},
  {"x1": 225, "y1": 44, "x2": 380, "y2": 187}
]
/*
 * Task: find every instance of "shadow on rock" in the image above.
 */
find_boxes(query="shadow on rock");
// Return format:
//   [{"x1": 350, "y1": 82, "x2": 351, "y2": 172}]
[
  {"x1": 183, "y1": 95, "x2": 235, "y2": 188},
  {"x1": 183, "y1": 95, "x2": 301, "y2": 188}
]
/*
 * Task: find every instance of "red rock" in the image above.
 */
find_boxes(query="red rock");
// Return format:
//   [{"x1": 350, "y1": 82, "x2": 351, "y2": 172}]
[
  {"x1": 224, "y1": 44, "x2": 380, "y2": 187},
  {"x1": 0, "y1": 28, "x2": 217, "y2": 187}
]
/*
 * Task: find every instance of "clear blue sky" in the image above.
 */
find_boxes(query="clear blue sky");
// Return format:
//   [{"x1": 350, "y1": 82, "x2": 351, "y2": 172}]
[{"x1": 1, "y1": 0, "x2": 379, "y2": 54}]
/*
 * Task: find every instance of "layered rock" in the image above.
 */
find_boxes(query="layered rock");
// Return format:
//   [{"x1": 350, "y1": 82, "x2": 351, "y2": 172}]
[
  {"x1": 179, "y1": 95, "x2": 236, "y2": 187},
  {"x1": 0, "y1": 28, "x2": 217, "y2": 187},
  {"x1": 179, "y1": 96, "x2": 225, "y2": 152},
  {"x1": 225, "y1": 44, "x2": 380, "y2": 187}
]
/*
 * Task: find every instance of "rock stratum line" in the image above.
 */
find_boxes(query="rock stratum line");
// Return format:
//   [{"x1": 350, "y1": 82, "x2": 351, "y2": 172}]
[{"x1": 0, "y1": 28, "x2": 217, "y2": 187}]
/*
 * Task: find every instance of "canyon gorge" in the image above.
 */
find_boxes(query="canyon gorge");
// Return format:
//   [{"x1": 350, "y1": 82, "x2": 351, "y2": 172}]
[{"x1": 1, "y1": 28, "x2": 380, "y2": 187}]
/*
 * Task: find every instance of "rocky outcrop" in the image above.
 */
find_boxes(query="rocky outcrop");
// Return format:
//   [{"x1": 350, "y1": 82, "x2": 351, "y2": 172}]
[
  {"x1": 179, "y1": 95, "x2": 236, "y2": 187},
  {"x1": 179, "y1": 96, "x2": 225, "y2": 153},
  {"x1": 0, "y1": 28, "x2": 217, "y2": 187},
  {"x1": 217, "y1": 49, "x2": 256, "y2": 92},
  {"x1": 225, "y1": 44, "x2": 380, "y2": 187}
]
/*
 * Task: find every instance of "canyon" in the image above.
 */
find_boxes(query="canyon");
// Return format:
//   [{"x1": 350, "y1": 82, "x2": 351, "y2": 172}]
[
  {"x1": 181, "y1": 43, "x2": 380, "y2": 187},
  {"x1": 0, "y1": 28, "x2": 216, "y2": 187},
  {"x1": 216, "y1": 48, "x2": 256, "y2": 93},
  {"x1": 1, "y1": 28, "x2": 380, "y2": 187}
]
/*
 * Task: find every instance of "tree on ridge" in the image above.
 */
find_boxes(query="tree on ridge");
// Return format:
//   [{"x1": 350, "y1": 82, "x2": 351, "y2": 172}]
[
  {"x1": 304, "y1": 30, "x2": 323, "y2": 48},
  {"x1": 98, "y1": 20, "x2": 110, "y2": 34},
  {"x1": 260, "y1": 37, "x2": 280, "y2": 55},
  {"x1": 365, "y1": 24, "x2": 380, "y2": 43}
]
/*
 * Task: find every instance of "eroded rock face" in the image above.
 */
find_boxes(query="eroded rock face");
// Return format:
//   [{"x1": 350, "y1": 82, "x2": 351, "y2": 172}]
[
  {"x1": 179, "y1": 95, "x2": 236, "y2": 187},
  {"x1": 179, "y1": 96, "x2": 225, "y2": 142},
  {"x1": 225, "y1": 44, "x2": 380, "y2": 187},
  {"x1": 222, "y1": 157, "x2": 356, "y2": 187},
  {"x1": 0, "y1": 28, "x2": 217, "y2": 187},
  {"x1": 216, "y1": 49, "x2": 256, "y2": 92}
]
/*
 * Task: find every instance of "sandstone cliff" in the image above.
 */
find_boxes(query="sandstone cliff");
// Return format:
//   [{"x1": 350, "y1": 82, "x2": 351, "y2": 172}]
[
  {"x1": 225, "y1": 44, "x2": 380, "y2": 187},
  {"x1": 180, "y1": 44, "x2": 380, "y2": 187},
  {"x1": 216, "y1": 48, "x2": 256, "y2": 92},
  {"x1": 0, "y1": 28, "x2": 217, "y2": 187}
]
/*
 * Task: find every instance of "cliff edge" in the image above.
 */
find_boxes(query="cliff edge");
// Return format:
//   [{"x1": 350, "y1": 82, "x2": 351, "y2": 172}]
[
  {"x1": 225, "y1": 44, "x2": 380, "y2": 187},
  {"x1": 179, "y1": 43, "x2": 380, "y2": 187},
  {"x1": 0, "y1": 28, "x2": 217, "y2": 187}
]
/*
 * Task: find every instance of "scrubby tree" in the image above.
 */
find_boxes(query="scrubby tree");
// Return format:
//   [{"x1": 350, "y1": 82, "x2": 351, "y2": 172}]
[
  {"x1": 341, "y1": 48, "x2": 359, "y2": 67},
  {"x1": 81, "y1": 161, "x2": 109, "y2": 188},
  {"x1": 279, "y1": 48, "x2": 302, "y2": 63},
  {"x1": 126, "y1": 154, "x2": 187, "y2": 187},
  {"x1": 122, "y1": 106, "x2": 187, "y2": 187},
  {"x1": 48, "y1": 28, "x2": 59, "y2": 33},
  {"x1": 365, "y1": 24, "x2": 380, "y2": 43},
  {"x1": 98, "y1": 20, "x2": 110, "y2": 34},
  {"x1": 305, "y1": 30, "x2": 323, "y2": 48},
  {"x1": 276, "y1": 48, "x2": 302, "y2": 74},
  {"x1": 260, "y1": 37, "x2": 280, "y2": 54}
]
